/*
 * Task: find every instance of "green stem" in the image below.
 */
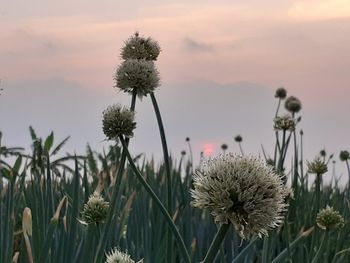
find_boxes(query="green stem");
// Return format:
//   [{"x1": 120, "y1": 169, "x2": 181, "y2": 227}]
[
  {"x1": 119, "y1": 136, "x2": 191, "y2": 263},
  {"x1": 311, "y1": 231, "x2": 329, "y2": 263},
  {"x1": 203, "y1": 224, "x2": 230, "y2": 263},
  {"x1": 150, "y1": 92, "x2": 173, "y2": 262},
  {"x1": 94, "y1": 90, "x2": 137, "y2": 263}
]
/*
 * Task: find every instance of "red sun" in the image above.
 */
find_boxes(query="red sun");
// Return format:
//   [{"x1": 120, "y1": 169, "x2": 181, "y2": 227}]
[{"x1": 203, "y1": 143, "x2": 214, "y2": 156}]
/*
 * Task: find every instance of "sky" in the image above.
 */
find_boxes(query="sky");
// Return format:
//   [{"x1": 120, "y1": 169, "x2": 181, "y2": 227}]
[{"x1": 1, "y1": 0, "x2": 350, "y2": 180}]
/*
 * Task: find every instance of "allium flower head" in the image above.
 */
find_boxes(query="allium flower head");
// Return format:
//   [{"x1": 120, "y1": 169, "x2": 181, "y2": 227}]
[
  {"x1": 80, "y1": 193, "x2": 109, "y2": 224},
  {"x1": 221, "y1": 143, "x2": 228, "y2": 151},
  {"x1": 121, "y1": 32, "x2": 161, "y2": 61},
  {"x1": 115, "y1": 59, "x2": 160, "y2": 98},
  {"x1": 275, "y1": 87, "x2": 287, "y2": 99},
  {"x1": 316, "y1": 206, "x2": 345, "y2": 231},
  {"x1": 285, "y1": 96, "x2": 302, "y2": 113},
  {"x1": 105, "y1": 248, "x2": 140, "y2": 263},
  {"x1": 191, "y1": 154, "x2": 289, "y2": 239},
  {"x1": 340, "y1": 150, "x2": 350, "y2": 161},
  {"x1": 273, "y1": 115, "x2": 296, "y2": 131},
  {"x1": 102, "y1": 104, "x2": 136, "y2": 140},
  {"x1": 307, "y1": 157, "x2": 328, "y2": 175},
  {"x1": 234, "y1": 135, "x2": 243, "y2": 143}
]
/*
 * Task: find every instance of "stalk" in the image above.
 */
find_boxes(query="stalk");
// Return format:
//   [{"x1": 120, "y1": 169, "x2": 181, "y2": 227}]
[
  {"x1": 202, "y1": 224, "x2": 230, "y2": 263},
  {"x1": 119, "y1": 135, "x2": 191, "y2": 263},
  {"x1": 94, "y1": 90, "x2": 137, "y2": 263},
  {"x1": 150, "y1": 92, "x2": 173, "y2": 262},
  {"x1": 311, "y1": 231, "x2": 329, "y2": 263}
]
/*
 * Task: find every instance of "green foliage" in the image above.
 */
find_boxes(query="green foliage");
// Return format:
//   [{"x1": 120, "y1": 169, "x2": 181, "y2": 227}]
[{"x1": 1, "y1": 127, "x2": 350, "y2": 263}]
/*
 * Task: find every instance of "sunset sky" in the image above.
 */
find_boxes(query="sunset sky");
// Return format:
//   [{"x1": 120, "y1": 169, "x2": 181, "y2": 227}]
[{"x1": 1, "y1": 0, "x2": 350, "y2": 177}]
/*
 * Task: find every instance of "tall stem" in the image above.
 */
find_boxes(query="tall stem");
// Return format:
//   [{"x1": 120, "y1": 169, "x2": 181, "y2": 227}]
[
  {"x1": 119, "y1": 136, "x2": 191, "y2": 263},
  {"x1": 203, "y1": 224, "x2": 230, "y2": 263},
  {"x1": 150, "y1": 92, "x2": 173, "y2": 262},
  {"x1": 94, "y1": 90, "x2": 137, "y2": 263}
]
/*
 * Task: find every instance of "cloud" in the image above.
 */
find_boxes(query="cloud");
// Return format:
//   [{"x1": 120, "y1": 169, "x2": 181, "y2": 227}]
[{"x1": 183, "y1": 37, "x2": 215, "y2": 53}]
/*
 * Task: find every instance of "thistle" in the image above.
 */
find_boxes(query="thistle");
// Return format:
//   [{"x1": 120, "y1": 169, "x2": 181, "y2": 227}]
[
  {"x1": 115, "y1": 59, "x2": 160, "y2": 98},
  {"x1": 102, "y1": 104, "x2": 136, "y2": 140},
  {"x1": 316, "y1": 206, "x2": 345, "y2": 231},
  {"x1": 80, "y1": 193, "x2": 109, "y2": 224},
  {"x1": 121, "y1": 32, "x2": 161, "y2": 61},
  {"x1": 191, "y1": 154, "x2": 289, "y2": 239},
  {"x1": 105, "y1": 248, "x2": 142, "y2": 263}
]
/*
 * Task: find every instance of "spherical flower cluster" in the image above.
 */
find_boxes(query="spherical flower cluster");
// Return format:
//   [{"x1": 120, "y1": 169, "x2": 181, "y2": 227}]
[
  {"x1": 80, "y1": 193, "x2": 109, "y2": 224},
  {"x1": 273, "y1": 115, "x2": 296, "y2": 131},
  {"x1": 285, "y1": 96, "x2": 302, "y2": 113},
  {"x1": 115, "y1": 59, "x2": 160, "y2": 98},
  {"x1": 274, "y1": 87, "x2": 287, "y2": 99},
  {"x1": 307, "y1": 157, "x2": 328, "y2": 175},
  {"x1": 234, "y1": 135, "x2": 243, "y2": 143},
  {"x1": 221, "y1": 143, "x2": 228, "y2": 151},
  {"x1": 340, "y1": 150, "x2": 350, "y2": 161},
  {"x1": 121, "y1": 32, "x2": 161, "y2": 61},
  {"x1": 105, "y1": 248, "x2": 139, "y2": 263},
  {"x1": 191, "y1": 154, "x2": 289, "y2": 239},
  {"x1": 102, "y1": 104, "x2": 136, "y2": 140},
  {"x1": 316, "y1": 206, "x2": 345, "y2": 231}
]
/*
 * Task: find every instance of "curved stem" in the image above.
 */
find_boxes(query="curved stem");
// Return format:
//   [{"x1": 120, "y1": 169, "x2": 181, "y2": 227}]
[
  {"x1": 94, "y1": 90, "x2": 137, "y2": 263},
  {"x1": 203, "y1": 223, "x2": 230, "y2": 263},
  {"x1": 150, "y1": 92, "x2": 173, "y2": 262},
  {"x1": 150, "y1": 92, "x2": 172, "y2": 211},
  {"x1": 119, "y1": 136, "x2": 191, "y2": 263}
]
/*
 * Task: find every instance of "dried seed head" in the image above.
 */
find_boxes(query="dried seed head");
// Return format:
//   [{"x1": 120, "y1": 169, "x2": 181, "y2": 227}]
[
  {"x1": 115, "y1": 59, "x2": 160, "y2": 98},
  {"x1": 191, "y1": 154, "x2": 289, "y2": 239},
  {"x1": 285, "y1": 96, "x2": 302, "y2": 113},
  {"x1": 80, "y1": 193, "x2": 109, "y2": 224},
  {"x1": 340, "y1": 150, "x2": 350, "y2": 161},
  {"x1": 274, "y1": 87, "x2": 287, "y2": 99},
  {"x1": 273, "y1": 115, "x2": 296, "y2": 131},
  {"x1": 105, "y1": 248, "x2": 138, "y2": 263},
  {"x1": 307, "y1": 157, "x2": 328, "y2": 175},
  {"x1": 316, "y1": 206, "x2": 345, "y2": 231},
  {"x1": 121, "y1": 32, "x2": 161, "y2": 61},
  {"x1": 102, "y1": 104, "x2": 136, "y2": 140}
]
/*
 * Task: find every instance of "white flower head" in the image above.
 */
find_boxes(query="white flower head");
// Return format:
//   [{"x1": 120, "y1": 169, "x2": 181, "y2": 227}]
[
  {"x1": 115, "y1": 59, "x2": 160, "y2": 98},
  {"x1": 191, "y1": 154, "x2": 289, "y2": 239},
  {"x1": 102, "y1": 104, "x2": 136, "y2": 140},
  {"x1": 121, "y1": 32, "x2": 161, "y2": 61},
  {"x1": 80, "y1": 192, "x2": 109, "y2": 225},
  {"x1": 105, "y1": 248, "x2": 141, "y2": 263}
]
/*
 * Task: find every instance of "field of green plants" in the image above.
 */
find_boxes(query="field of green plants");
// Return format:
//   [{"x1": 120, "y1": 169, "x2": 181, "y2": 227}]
[{"x1": 1, "y1": 33, "x2": 350, "y2": 263}]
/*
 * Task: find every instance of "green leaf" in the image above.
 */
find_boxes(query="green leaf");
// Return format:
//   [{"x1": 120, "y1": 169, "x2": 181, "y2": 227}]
[
  {"x1": 51, "y1": 136, "x2": 70, "y2": 156},
  {"x1": 44, "y1": 132, "x2": 54, "y2": 154},
  {"x1": 29, "y1": 126, "x2": 37, "y2": 140}
]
